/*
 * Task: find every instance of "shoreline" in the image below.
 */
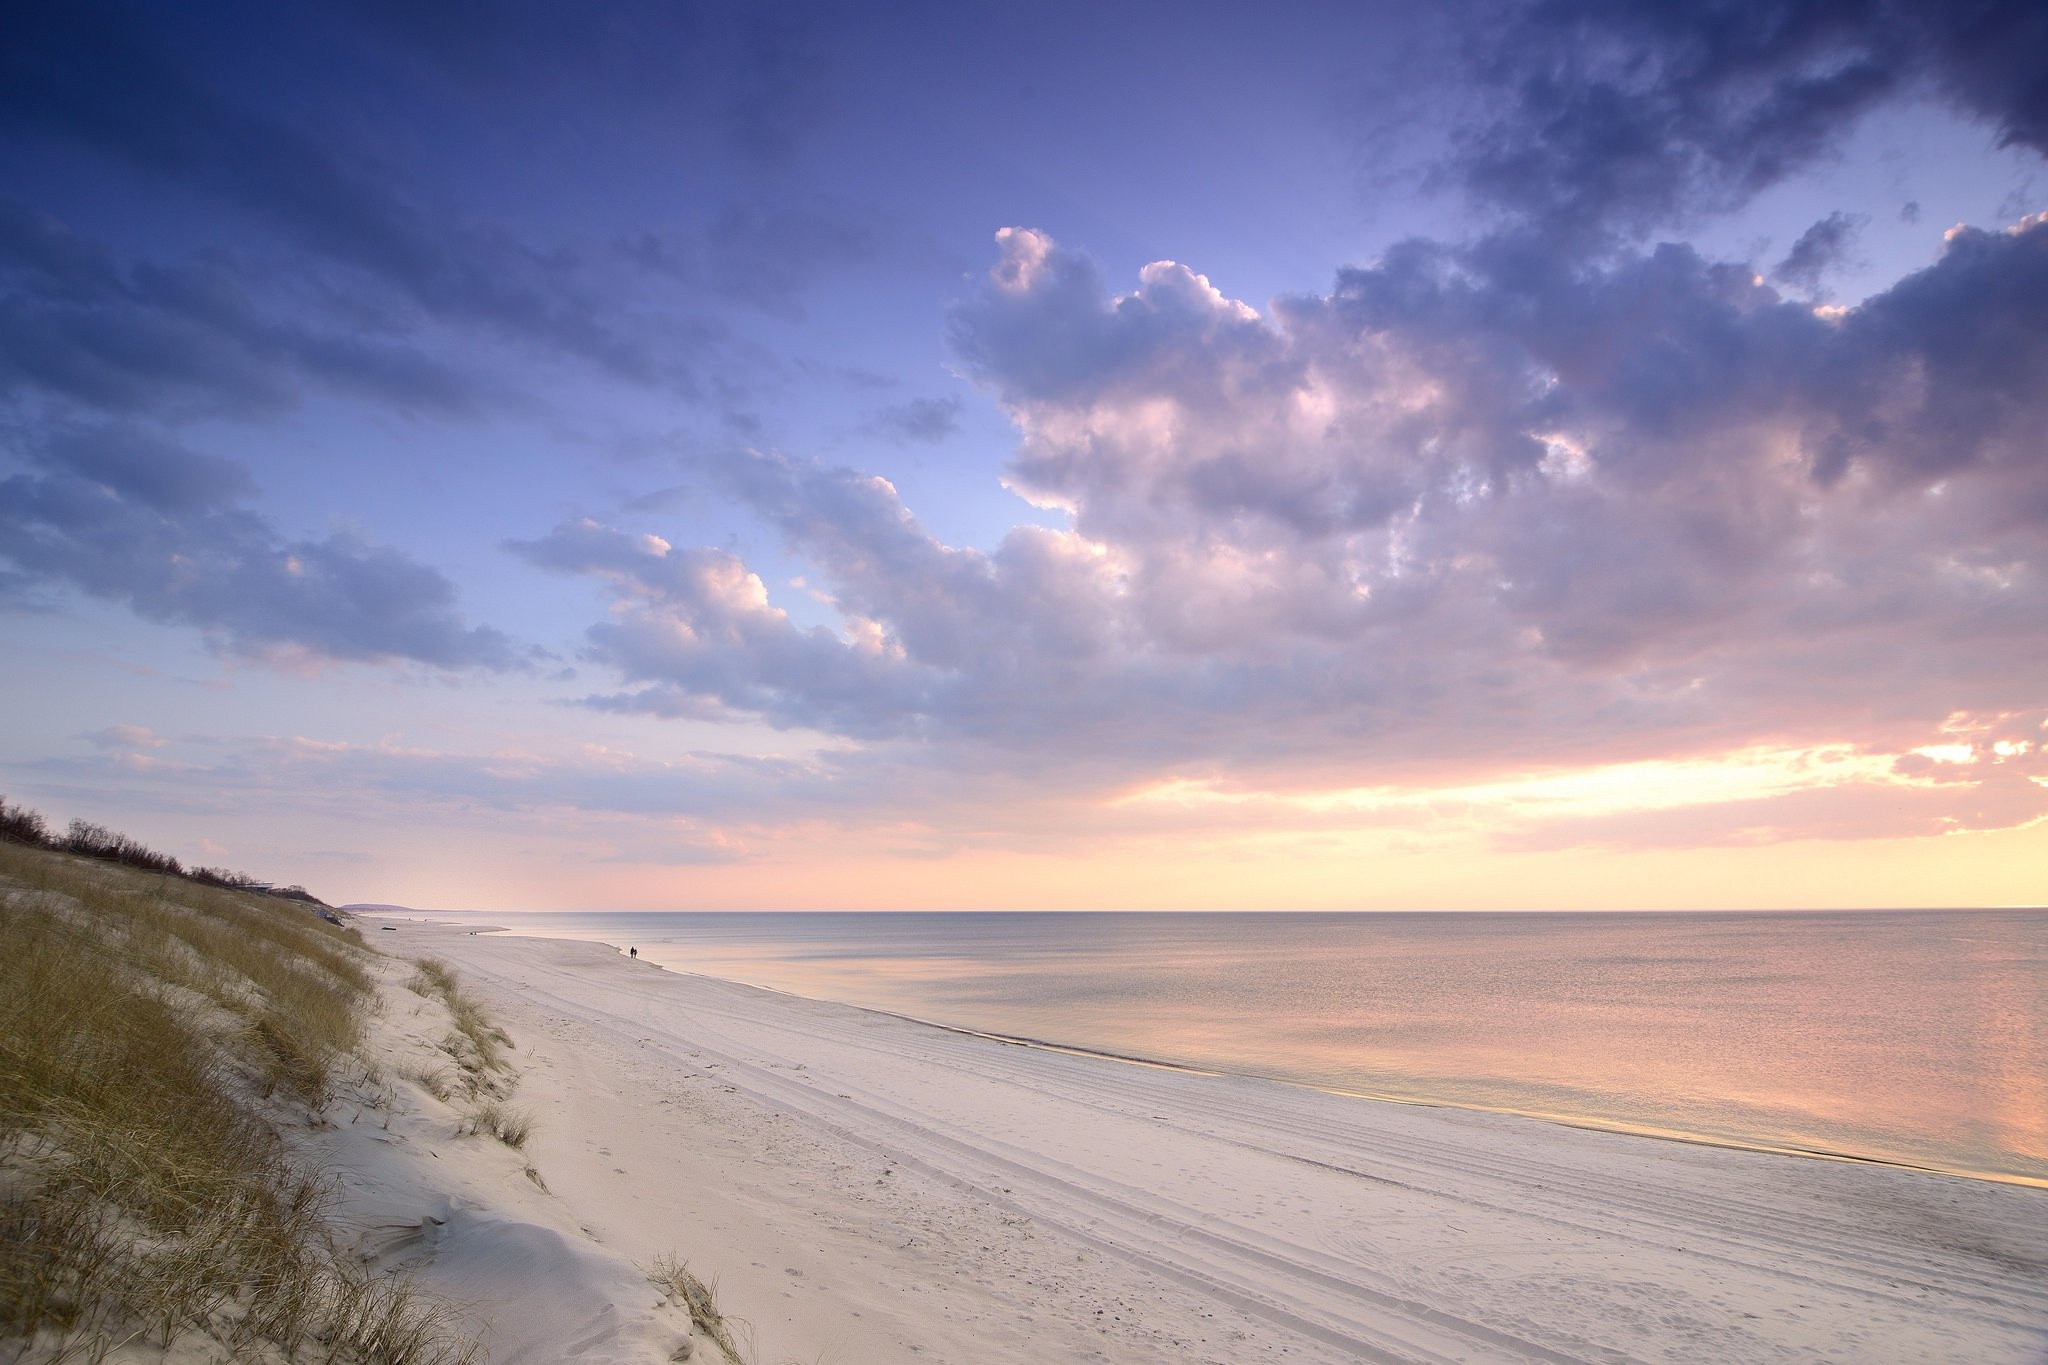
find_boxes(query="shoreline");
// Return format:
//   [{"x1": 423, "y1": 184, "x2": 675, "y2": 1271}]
[
  {"x1": 419, "y1": 910, "x2": 2048, "y2": 1194},
  {"x1": 687, "y1": 987, "x2": 2048, "y2": 1194},
  {"x1": 864, "y1": 1017, "x2": 2048, "y2": 1193},
  {"x1": 359, "y1": 913, "x2": 2048, "y2": 1364}
]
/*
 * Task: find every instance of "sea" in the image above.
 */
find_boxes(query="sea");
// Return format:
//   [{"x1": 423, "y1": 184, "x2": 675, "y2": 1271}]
[{"x1": 471, "y1": 908, "x2": 2048, "y2": 1187}]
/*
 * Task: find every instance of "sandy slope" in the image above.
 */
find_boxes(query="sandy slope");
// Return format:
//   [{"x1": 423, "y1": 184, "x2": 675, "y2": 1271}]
[
  {"x1": 351, "y1": 919, "x2": 2048, "y2": 1365},
  {"x1": 303, "y1": 948, "x2": 701, "y2": 1365}
]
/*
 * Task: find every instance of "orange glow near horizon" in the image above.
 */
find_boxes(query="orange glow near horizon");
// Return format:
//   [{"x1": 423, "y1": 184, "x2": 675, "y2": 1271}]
[
  {"x1": 1115, "y1": 743, "x2": 1912, "y2": 822},
  {"x1": 334, "y1": 789, "x2": 2048, "y2": 914}
]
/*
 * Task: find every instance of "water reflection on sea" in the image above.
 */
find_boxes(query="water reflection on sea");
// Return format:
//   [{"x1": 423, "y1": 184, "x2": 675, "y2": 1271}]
[{"x1": 477, "y1": 908, "x2": 2048, "y2": 1186}]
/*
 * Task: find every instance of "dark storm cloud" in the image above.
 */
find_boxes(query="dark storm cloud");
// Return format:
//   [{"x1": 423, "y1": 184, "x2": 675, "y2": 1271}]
[
  {"x1": 1455, "y1": 0, "x2": 2048, "y2": 239},
  {"x1": 0, "y1": 426, "x2": 520, "y2": 670}
]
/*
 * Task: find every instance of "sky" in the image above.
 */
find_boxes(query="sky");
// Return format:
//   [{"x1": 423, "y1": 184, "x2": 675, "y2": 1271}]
[{"x1": 3, "y1": 0, "x2": 2046, "y2": 911}]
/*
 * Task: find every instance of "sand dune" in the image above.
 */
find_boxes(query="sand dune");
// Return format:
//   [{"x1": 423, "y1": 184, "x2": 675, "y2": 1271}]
[
  {"x1": 302, "y1": 945, "x2": 697, "y2": 1365},
  {"x1": 350, "y1": 919, "x2": 2048, "y2": 1364}
]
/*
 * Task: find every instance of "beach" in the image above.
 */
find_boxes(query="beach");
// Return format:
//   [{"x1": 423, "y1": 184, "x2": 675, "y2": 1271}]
[{"x1": 338, "y1": 918, "x2": 2048, "y2": 1364}]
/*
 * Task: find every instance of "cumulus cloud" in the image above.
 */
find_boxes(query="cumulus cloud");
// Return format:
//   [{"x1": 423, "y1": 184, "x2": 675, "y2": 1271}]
[
  {"x1": 528, "y1": 223, "x2": 2048, "y2": 846},
  {"x1": 0, "y1": 425, "x2": 520, "y2": 669},
  {"x1": 511, "y1": 512, "x2": 937, "y2": 736}
]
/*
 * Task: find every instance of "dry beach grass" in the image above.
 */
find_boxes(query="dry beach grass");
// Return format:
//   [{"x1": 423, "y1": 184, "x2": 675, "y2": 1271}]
[
  {"x1": 646, "y1": 1255, "x2": 748, "y2": 1365},
  {"x1": 2, "y1": 811, "x2": 731, "y2": 1365},
  {"x1": 0, "y1": 836, "x2": 480, "y2": 1364}
]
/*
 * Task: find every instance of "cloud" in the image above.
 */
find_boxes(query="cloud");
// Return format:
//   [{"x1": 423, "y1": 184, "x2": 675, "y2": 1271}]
[
  {"x1": 617, "y1": 200, "x2": 877, "y2": 324},
  {"x1": 24, "y1": 727, "x2": 855, "y2": 866},
  {"x1": 1450, "y1": 0, "x2": 2048, "y2": 240},
  {"x1": 0, "y1": 2, "x2": 680, "y2": 386},
  {"x1": 1770, "y1": 211, "x2": 1863, "y2": 293},
  {"x1": 334, "y1": 0, "x2": 834, "y2": 168},
  {"x1": 1817, "y1": 213, "x2": 2048, "y2": 485},
  {"x1": 511, "y1": 514, "x2": 933, "y2": 736},
  {"x1": 1498, "y1": 740, "x2": 2048, "y2": 851},
  {"x1": 83, "y1": 723, "x2": 166, "y2": 750},
  {"x1": 519, "y1": 223, "x2": 2048, "y2": 851},
  {"x1": 861, "y1": 397, "x2": 963, "y2": 445},
  {"x1": 698, "y1": 201, "x2": 876, "y2": 319},
  {"x1": 0, "y1": 201, "x2": 487, "y2": 419},
  {"x1": 0, "y1": 425, "x2": 521, "y2": 669}
]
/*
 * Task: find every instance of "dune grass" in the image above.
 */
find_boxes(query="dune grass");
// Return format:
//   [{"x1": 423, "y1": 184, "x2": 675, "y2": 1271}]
[
  {"x1": 0, "y1": 838, "x2": 480, "y2": 1363},
  {"x1": 399, "y1": 1062, "x2": 458, "y2": 1103},
  {"x1": 408, "y1": 957, "x2": 514, "y2": 1086},
  {"x1": 648, "y1": 1254, "x2": 750, "y2": 1365},
  {"x1": 403, "y1": 957, "x2": 535, "y2": 1154},
  {"x1": 462, "y1": 1098, "x2": 536, "y2": 1150}
]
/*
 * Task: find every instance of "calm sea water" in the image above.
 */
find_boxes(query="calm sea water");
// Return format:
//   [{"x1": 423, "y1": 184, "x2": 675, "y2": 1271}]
[{"x1": 475, "y1": 909, "x2": 2048, "y2": 1186}]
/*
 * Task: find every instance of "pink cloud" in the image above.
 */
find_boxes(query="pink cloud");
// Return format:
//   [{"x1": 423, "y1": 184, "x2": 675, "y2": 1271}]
[{"x1": 508, "y1": 223, "x2": 2048, "y2": 847}]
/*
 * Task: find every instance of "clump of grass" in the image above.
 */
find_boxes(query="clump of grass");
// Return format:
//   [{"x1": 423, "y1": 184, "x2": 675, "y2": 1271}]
[
  {"x1": 648, "y1": 1254, "x2": 749, "y2": 1365},
  {"x1": 408, "y1": 957, "x2": 514, "y2": 1089},
  {"x1": 318, "y1": 1260, "x2": 484, "y2": 1365},
  {"x1": 0, "y1": 837, "x2": 479, "y2": 1363},
  {"x1": 445, "y1": 996, "x2": 513, "y2": 1076},
  {"x1": 401, "y1": 1063, "x2": 457, "y2": 1103},
  {"x1": 406, "y1": 960, "x2": 537, "y2": 1163},
  {"x1": 462, "y1": 1099, "x2": 535, "y2": 1150},
  {"x1": 408, "y1": 957, "x2": 458, "y2": 1001}
]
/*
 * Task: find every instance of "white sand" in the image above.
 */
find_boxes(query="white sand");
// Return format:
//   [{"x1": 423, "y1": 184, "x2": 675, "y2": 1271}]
[{"x1": 335, "y1": 918, "x2": 2048, "y2": 1365}]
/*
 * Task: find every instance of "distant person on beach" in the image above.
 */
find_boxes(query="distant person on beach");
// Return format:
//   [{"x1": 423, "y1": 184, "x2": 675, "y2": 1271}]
[{"x1": 629, "y1": 946, "x2": 637, "y2": 958}]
